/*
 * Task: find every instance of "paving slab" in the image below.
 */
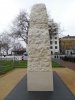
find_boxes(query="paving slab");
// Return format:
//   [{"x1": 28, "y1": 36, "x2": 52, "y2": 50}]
[
  {"x1": 0, "y1": 68, "x2": 26, "y2": 100},
  {"x1": 5, "y1": 72, "x2": 75, "y2": 100},
  {"x1": 54, "y1": 68, "x2": 75, "y2": 95}
]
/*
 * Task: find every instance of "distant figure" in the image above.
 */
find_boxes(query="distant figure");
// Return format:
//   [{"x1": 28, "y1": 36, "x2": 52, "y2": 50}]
[
  {"x1": 3, "y1": 55, "x2": 6, "y2": 57},
  {"x1": 22, "y1": 55, "x2": 24, "y2": 60}
]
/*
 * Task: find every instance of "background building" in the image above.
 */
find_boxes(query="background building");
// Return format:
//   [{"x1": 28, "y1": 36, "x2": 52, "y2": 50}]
[
  {"x1": 49, "y1": 33, "x2": 59, "y2": 55},
  {"x1": 48, "y1": 20, "x2": 60, "y2": 56},
  {"x1": 60, "y1": 35, "x2": 75, "y2": 55}
]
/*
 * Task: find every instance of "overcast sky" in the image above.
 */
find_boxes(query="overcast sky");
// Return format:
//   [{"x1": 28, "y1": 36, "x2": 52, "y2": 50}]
[{"x1": 0, "y1": 0, "x2": 75, "y2": 37}]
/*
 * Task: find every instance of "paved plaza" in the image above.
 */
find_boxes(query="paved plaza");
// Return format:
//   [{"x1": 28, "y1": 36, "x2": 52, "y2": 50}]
[
  {"x1": 5, "y1": 72, "x2": 75, "y2": 100},
  {"x1": 0, "y1": 68, "x2": 75, "y2": 99}
]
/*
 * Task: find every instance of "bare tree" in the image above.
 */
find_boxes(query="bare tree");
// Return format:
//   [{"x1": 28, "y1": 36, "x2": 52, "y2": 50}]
[
  {"x1": 48, "y1": 19, "x2": 59, "y2": 37},
  {"x1": 12, "y1": 42, "x2": 24, "y2": 51},
  {"x1": 0, "y1": 43, "x2": 1, "y2": 54},
  {"x1": 1, "y1": 33, "x2": 11, "y2": 55},
  {"x1": 10, "y1": 10, "x2": 29, "y2": 44},
  {"x1": 10, "y1": 10, "x2": 59, "y2": 45}
]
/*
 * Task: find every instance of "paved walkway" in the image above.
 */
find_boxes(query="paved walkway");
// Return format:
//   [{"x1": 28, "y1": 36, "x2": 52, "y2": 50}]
[
  {"x1": 0, "y1": 68, "x2": 27, "y2": 100},
  {"x1": 5, "y1": 72, "x2": 75, "y2": 100},
  {"x1": 54, "y1": 68, "x2": 75, "y2": 95},
  {"x1": 0, "y1": 68, "x2": 75, "y2": 99}
]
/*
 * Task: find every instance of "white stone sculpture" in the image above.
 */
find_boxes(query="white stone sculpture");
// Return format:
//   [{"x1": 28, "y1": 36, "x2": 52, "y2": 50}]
[{"x1": 27, "y1": 3, "x2": 54, "y2": 91}]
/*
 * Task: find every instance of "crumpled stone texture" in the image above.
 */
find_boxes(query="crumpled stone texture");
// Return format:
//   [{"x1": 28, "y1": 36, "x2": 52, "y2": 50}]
[{"x1": 28, "y1": 4, "x2": 52, "y2": 72}]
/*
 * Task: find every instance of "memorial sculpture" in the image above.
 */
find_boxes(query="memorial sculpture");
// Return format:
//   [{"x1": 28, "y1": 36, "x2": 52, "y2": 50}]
[{"x1": 27, "y1": 3, "x2": 53, "y2": 91}]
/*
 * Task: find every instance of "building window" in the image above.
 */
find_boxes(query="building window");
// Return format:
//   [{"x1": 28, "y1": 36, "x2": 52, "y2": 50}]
[
  {"x1": 55, "y1": 41, "x2": 57, "y2": 44},
  {"x1": 55, "y1": 52, "x2": 58, "y2": 54},
  {"x1": 50, "y1": 46, "x2": 53, "y2": 49},
  {"x1": 50, "y1": 36, "x2": 52, "y2": 39},
  {"x1": 54, "y1": 56, "x2": 56, "y2": 58},
  {"x1": 54, "y1": 33, "x2": 57, "y2": 35},
  {"x1": 50, "y1": 41, "x2": 52, "y2": 44},
  {"x1": 51, "y1": 51, "x2": 53, "y2": 55},
  {"x1": 55, "y1": 46, "x2": 57, "y2": 49},
  {"x1": 55, "y1": 37, "x2": 57, "y2": 39}
]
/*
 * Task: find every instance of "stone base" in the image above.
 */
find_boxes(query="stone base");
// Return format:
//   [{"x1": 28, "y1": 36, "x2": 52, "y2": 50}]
[{"x1": 27, "y1": 71, "x2": 53, "y2": 91}]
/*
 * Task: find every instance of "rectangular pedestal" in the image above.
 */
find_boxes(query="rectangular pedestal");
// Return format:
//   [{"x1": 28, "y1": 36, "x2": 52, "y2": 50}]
[{"x1": 27, "y1": 71, "x2": 53, "y2": 91}]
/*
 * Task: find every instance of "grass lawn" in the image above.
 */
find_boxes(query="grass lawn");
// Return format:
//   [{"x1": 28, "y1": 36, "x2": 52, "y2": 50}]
[
  {"x1": 0, "y1": 60, "x2": 61, "y2": 75},
  {"x1": 0, "y1": 60, "x2": 27, "y2": 74},
  {"x1": 14, "y1": 60, "x2": 27, "y2": 68},
  {"x1": 52, "y1": 61, "x2": 62, "y2": 68}
]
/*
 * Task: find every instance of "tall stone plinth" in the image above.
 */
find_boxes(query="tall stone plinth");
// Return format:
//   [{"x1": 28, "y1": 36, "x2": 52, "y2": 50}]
[{"x1": 27, "y1": 4, "x2": 53, "y2": 91}]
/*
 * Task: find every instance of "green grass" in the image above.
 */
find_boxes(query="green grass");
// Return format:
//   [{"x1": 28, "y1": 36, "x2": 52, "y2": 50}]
[
  {"x1": 0, "y1": 65, "x2": 14, "y2": 74},
  {"x1": 52, "y1": 61, "x2": 61, "y2": 68},
  {"x1": 0, "y1": 60, "x2": 61, "y2": 75},
  {"x1": 0, "y1": 60, "x2": 27, "y2": 75},
  {"x1": 14, "y1": 60, "x2": 27, "y2": 68}
]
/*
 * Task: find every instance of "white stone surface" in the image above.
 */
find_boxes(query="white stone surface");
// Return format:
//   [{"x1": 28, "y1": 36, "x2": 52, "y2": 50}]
[
  {"x1": 27, "y1": 72, "x2": 53, "y2": 91},
  {"x1": 27, "y1": 3, "x2": 53, "y2": 91}
]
